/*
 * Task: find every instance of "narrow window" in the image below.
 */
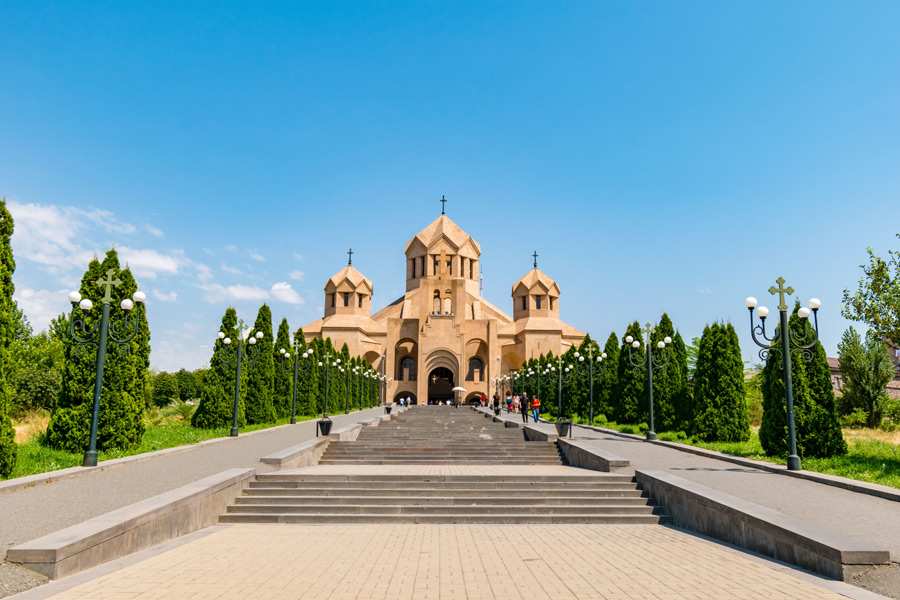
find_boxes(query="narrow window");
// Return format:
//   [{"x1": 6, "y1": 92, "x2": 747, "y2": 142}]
[
  {"x1": 521, "y1": 296, "x2": 527, "y2": 311},
  {"x1": 549, "y1": 297, "x2": 554, "y2": 311},
  {"x1": 432, "y1": 255, "x2": 438, "y2": 275},
  {"x1": 535, "y1": 295, "x2": 542, "y2": 309},
  {"x1": 330, "y1": 293, "x2": 335, "y2": 308},
  {"x1": 401, "y1": 357, "x2": 416, "y2": 381},
  {"x1": 469, "y1": 260, "x2": 474, "y2": 279},
  {"x1": 343, "y1": 292, "x2": 350, "y2": 307},
  {"x1": 358, "y1": 293, "x2": 364, "y2": 308}
]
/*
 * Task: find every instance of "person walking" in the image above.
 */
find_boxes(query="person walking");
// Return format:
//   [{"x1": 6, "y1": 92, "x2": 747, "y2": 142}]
[
  {"x1": 531, "y1": 395, "x2": 540, "y2": 423},
  {"x1": 521, "y1": 392, "x2": 529, "y2": 424},
  {"x1": 511, "y1": 394, "x2": 520, "y2": 415},
  {"x1": 492, "y1": 393, "x2": 501, "y2": 415}
]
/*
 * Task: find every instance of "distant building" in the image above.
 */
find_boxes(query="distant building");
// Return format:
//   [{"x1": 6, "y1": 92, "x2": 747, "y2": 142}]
[
  {"x1": 827, "y1": 357, "x2": 900, "y2": 399},
  {"x1": 301, "y1": 212, "x2": 585, "y2": 405}
]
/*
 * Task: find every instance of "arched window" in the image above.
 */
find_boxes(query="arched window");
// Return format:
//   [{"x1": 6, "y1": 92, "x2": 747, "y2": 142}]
[
  {"x1": 433, "y1": 290, "x2": 441, "y2": 314},
  {"x1": 400, "y1": 357, "x2": 416, "y2": 381},
  {"x1": 466, "y1": 357, "x2": 484, "y2": 382}
]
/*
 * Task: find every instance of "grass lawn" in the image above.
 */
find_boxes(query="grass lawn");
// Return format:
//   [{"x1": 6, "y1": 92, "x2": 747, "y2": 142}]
[{"x1": 7, "y1": 411, "x2": 325, "y2": 480}]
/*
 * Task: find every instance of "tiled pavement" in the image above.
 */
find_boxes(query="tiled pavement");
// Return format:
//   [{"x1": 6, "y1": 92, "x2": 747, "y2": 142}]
[{"x1": 27, "y1": 523, "x2": 856, "y2": 600}]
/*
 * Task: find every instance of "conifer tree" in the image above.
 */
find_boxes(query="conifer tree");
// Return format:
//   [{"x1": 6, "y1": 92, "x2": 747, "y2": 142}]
[
  {"x1": 244, "y1": 305, "x2": 276, "y2": 424},
  {"x1": 806, "y1": 337, "x2": 847, "y2": 456},
  {"x1": 649, "y1": 314, "x2": 677, "y2": 431},
  {"x1": 294, "y1": 329, "x2": 318, "y2": 416},
  {"x1": 273, "y1": 318, "x2": 292, "y2": 418},
  {"x1": 595, "y1": 332, "x2": 619, "y2": 420},
  {"x1": 192, "y1": 308, "x2": 246, "y2": 429},
  {"x1": 670, "y1": 331, "x2": 692, "y2": 432},
  {"x1": 692, "y1": 322, "x2": 750, "y2": 442},
  {"x1": 760, "y1": 302, "x2": 846, "y2": 457},
  {"x1": 47, "y1": 250, "x2": 148, "y2": 452},
  {"x1": 614, "y1": 322, "x2": 644, "y2": 424},
  {"x1": 0, "y1": 200, "x2": 17, "y2": 478}
]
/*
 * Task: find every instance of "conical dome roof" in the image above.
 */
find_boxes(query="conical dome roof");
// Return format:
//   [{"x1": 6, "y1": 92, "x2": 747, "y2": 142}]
[
  {"x1": 326, "y1": 265, "x2": 372, "y2": 293},
  {"x1": 512, "y1": 267, "x2": 559, "y2": 295},
  {"x1": 405, "y1": 215, "x2": 480, "y2": 254}
]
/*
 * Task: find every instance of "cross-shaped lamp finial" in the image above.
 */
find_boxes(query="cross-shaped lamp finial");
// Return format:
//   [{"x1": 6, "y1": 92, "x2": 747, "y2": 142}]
[
  {"x1": 96, "y1": 269, "x2": 123, "y2": 304},
  {"x1": 768, "y1": 276, "x2": 795, "y2": 312}
]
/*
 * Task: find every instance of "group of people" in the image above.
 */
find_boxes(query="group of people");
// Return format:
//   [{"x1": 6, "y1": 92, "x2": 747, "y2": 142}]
[{"x1": 490, "y1": 391, "x2": 540, "y2": 423}]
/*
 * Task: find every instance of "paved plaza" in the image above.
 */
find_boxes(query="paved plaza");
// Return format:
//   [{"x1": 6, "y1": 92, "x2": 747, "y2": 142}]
[{"x1": 17, "y1": 523, "x2": 859, "y2": 600}]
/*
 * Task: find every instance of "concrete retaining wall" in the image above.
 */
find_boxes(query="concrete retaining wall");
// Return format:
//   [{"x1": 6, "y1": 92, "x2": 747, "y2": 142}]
[
  {"x1": 6, "y1": 468, "x2": 255, "y2": 579},
  {"x1": 635, "y1": 469, "x2": 891, "y2": 580},
  {"x1": 329, "y1": 423, "x2": 363, "y2": 442},
  {"x1": 558, "y1": 439, "x2": 629, "y2": 473},
  {"x1": 258, "y1": 438, "x2": 330, "y2": 473},
  {"x1": 523, "y1": 425, "x2": 557, "y2": 443}
]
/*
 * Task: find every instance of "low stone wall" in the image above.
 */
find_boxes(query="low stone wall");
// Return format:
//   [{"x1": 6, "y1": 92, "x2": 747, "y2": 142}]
[
  {"x1": 6, "y1": 468, "x2": 255, "y2": 579},
  {"x1": 329, "y1": 423, "x2": 363, "y2": 442},
  {"x1": 523, "y1": 425, "x2": 557, "y2": 443},
  {"x1": 258, "y1": 438, "x2": 330, "y2": 473},
  {"x1": 635, "y1": 470, "x2": 891, "y2": 580},
  {"x1": 558, "y1": 439, "x2": 630, "y2": 473}
]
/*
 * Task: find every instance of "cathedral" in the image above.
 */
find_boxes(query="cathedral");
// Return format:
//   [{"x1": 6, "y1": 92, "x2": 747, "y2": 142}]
[{"x1": 301, "y1": 211, "x2": 585, "y2": 404}]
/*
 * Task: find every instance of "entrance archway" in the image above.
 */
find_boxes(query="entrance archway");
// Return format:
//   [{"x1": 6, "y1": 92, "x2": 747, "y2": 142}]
[
  {"x1": 428, "y1": 367, "x2": 455, "y2": 404},
  {"x1": 394, "y1": 392, "x2": 418, "y2": 405}
]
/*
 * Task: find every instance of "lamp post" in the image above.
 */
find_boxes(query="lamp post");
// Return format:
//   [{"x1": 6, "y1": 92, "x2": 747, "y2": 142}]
[
  {"x1": 626, "y1": 324, "x2": 672, "y2": 441},
  {"x1": 569, "y1": 344, "x2": 608, "y2": 426},
  {"x1": 215, "y1": 326, "x2": 265, "y2": 437},
  {"x1": 66, "y1": 271, "x2": 145, "y2": 467},
  {"x1": 548, "y1": 355, "x2": 583, "y2": 437},
  {"x1": 746, "y1": 277, "x2": 821, "y2": 471},
  {"x1": 314, "y1": 351, "x2": 340, "y2": 436},
  {"x1": 277, "y1": 343, "x2": 315, "y2": 424}
]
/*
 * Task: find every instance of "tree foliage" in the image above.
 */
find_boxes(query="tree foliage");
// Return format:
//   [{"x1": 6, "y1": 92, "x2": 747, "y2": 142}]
[
  {"x1": 174, "y1": 369, "x2": 200, "y2": 402},
  {"x1": 837, "y1": 327, "x2": 897, "y2": 427},
  {"x1": 613, "y1": 322, "x2": 644, "y2": 424},
  {"x1": 46, "y1": 250, "x2": 149, "y2": 454},
  {"x1": 595, "y1": 332, "x2": 619, "y2": 420},
  {"x1": 760, "y1": 302, "x2": 846, "y2": 457},
  {"x1": 0, "y1": 199, "x2": 17, "y2": 477},
  {"x1": 842, "y1": 234, "x2": 900, "y2": 347},
  {"x1": 152, "y1": 372, "x2": 179, "y2": 411},
  {"x1": 244, "y1": 304, "x2": 276, "y2": 424},
  {"x1": 273, "y1": 318, "x2": 292, "y2": 418},
  {"x1": 691, "y1": 322, "x2": 750, "y2": 442},
  {"x1": 192, "y1": 308, "x2": 245, "y2": 429}
]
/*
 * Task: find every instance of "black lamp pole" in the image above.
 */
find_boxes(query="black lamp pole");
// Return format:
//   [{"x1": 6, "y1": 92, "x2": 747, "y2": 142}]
[
  {"x1": 215, "y1": 325, "x2": 264, "y2": 437},
  {"x1": 66, "y1": 272, "x2": 145, "y2": 467},
  {"x1": 746, "y1": 277, "x2": 821, "y2": 471},
  {"x1": 626, "y1": 324, "x2": 672, "y2": 441},
  {"x1": 278, "y1": 341, "x2": 314, "y2": 424}
]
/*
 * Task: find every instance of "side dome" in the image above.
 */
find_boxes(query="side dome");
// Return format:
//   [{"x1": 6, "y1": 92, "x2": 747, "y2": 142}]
[
  {"x1": 511, "y1": 268, "x2": 560, "y2": 320},
  {"x1": 324, "y1": 265, "x2": 374, "y2": 317}
]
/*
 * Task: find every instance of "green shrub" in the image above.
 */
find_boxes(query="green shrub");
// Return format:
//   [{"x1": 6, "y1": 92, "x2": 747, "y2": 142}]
[
  {"x1": 841, "y1": 409, "x2": 869, "y2": 428},
  {"x1": 880, "y1": 420, "x2": 897, "y2": 433},
  {"x1": 593, "y1": 414, "x2": 608, "y2": 426}
]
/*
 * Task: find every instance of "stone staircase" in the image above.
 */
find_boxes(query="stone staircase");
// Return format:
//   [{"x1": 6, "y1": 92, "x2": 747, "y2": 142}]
[
  {"x1": 219, "y1": 406, "x2": 668, "y2": 524},
  {"x1": 318, "y1": 406, "x2": 563, "y2": 465}
]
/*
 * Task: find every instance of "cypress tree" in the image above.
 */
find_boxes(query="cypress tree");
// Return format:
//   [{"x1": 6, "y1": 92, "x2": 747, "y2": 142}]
[
  {"x1": 692, "y1": 322, "x2": 750, "y2": 442},
  {"x1": 761, "y1": 302, "x2": 845, "y2": 457},
  {"x1": 192, "y1": 308, "x2": 246, "y2": 429},
  {"x1": 295, "y1": 329, "x2": 317, "y2": 416},
  {"x1": 649, "y1": 314, "x2": 678, "y2": 431},
  {"x1": 670, "y1": 331, "x2": 693, "y2": 432},
  {"x1": 614, "y1": 322, "x2": 644, "y2": 424},
  {"x1": 0, "y1": 200, "x2": 17, "y2": 478},
  {"x1": 273, "y1": 318, "x2": 292, "y2": 419},
  {"x1": 595, "y1": 332, "x2": 619, "y2": 421},
  {"x1": 47, "y1": 250, "x2": 148, "y2": 452},
  {"x1": 244, "y1": 304, "x2": 276, "y2": 424}
]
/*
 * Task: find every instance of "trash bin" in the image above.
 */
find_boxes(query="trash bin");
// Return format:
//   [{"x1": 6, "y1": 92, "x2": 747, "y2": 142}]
[
  {"x1": 555, "y1": 419, "x2": 572, "y2": 437},
  {"x1": 318, "y1": 417, "x2": 333, "y2": 437},
  {"x1": 385, "y1": 405, "x2": 393, "y2": 415}
]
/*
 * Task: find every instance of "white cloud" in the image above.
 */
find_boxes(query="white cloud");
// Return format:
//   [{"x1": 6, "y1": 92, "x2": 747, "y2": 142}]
[
  {"x1": 145, "y1": 224, "x2": 164, "y2": 238},
  {"x1": 250, "y1": 253, "x2": 265, "y2": 262},
  {"x1": 221, "y1": 263, "x2": 243, "y2": 275},
  {"x1": 289, "y1": 270, "x2": 304, "y2": 281},
  {"x1": 225, "y1": 245, "x2": 237, "y2": 252},
  {"x1": 292, "y1": 253, "x2": 304, "y2": 260},
  {"x1": 194, "y1": 262, "x2": 213, "y2": 283},
  {"x1": 74, "y1": 207, "x2": 136, "y2": 235},
  {"x1": 197, "y1": 283, "x2": 270, "y2": 303},
  {"x1": 270, "y1": 282, "x2": 304, "y2": 305},
  {"x1": 699, "y1": 287, "x2": 712, "y2": 294},
  {"x1": 152, "y1": 289, "x2": 178, "y2": 302},
  {"x1": 13, "y1": 286, "x2": 69, "y2": 333},
  {"x1": 117, "y1": 246, "x2": 183, "y2": 279}
]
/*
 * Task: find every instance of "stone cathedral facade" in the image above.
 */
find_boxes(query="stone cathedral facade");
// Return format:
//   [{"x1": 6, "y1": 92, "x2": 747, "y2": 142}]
[{"x1": 301, "y1": 214, "x2": 584, "y2": 404}]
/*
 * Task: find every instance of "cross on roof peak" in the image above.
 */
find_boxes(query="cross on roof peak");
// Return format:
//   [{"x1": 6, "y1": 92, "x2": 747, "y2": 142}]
[
  {"x1": 532, "y1": 251, "x2": 539, "y2": 269},
  {"x1": 347, "y1": 248, "x2": 353, "y2": 266},
  {"x1": 440, "y1": 195, "x2": 447, "y2": 215}
]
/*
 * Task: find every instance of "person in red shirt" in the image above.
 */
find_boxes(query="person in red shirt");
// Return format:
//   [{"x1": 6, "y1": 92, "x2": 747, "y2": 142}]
[{"x1": 531, "y1": 396, "x2": 540, "y2": 423}]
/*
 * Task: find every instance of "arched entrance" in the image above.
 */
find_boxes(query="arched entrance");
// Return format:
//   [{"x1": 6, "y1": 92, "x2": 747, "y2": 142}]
[
  {"x1": 428, "y1": 367, "x2": 455, "y2": 404},
  {"x1": 394, "y1": 392, "x2": 418, "y2": 405}
]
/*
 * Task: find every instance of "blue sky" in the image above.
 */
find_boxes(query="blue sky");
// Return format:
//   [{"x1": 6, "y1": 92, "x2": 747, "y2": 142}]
[{"x1": 1, "y1": 2, "x2": 899, "y2": 372}]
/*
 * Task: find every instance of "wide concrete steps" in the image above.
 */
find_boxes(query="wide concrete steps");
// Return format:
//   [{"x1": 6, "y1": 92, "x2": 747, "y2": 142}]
[{"x1": 220, "y1": 473, "x2": 668, "y2": 525}]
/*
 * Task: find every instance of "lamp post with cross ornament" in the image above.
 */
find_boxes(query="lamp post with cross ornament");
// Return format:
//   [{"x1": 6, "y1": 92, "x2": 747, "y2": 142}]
[
  {"x1": 626, "y1": 324, "x2": 673, "y2": 441},
  {"x1": 66, "y1": 270, "x2": 146, "y2": 467},
  {"x1": 215, "y1": 325, "x2": 264, "y2": 437},
  {"x1": 746, "y1": 277, "x2": 821, "y2": 471},
  {"x1": 547, "y1": 354, "x2": 583, "y2": 437},
  {"x1": 569, "y1": 343, "x2": 609, "y2": 427},
  {"x1": 277, "y1": 341, "x2": 315, "y2": 424},
  {"x1": 313, "y1": 350, "x2": 342, "y2": 436}
]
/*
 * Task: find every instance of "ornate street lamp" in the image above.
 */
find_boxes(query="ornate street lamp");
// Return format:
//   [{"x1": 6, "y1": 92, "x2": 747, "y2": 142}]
[
  {"x1": 746, "y1": 277, "x2": 821, "y2": 471},
  {"x1": 215, "y1": 327, "x2": 264, "y2": 437},
  {"x1": 547, "y1": 355, "x2": 584, "y2": 437},
  {"x1": 314, "y1": 351, "x2": 340, "y2": 436},
  {"x1": 277, "y1": 343, "x2": 315, "y2": 424},
  {"x1": 626, "y1": 324, "x2": 672, "y2": 441},
  {"x1": 570, "y1": 344, "x2": 609, "y2": 426},
  {"x1": 67, "y1": 271, "x2": 145, "y2": 467}
]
